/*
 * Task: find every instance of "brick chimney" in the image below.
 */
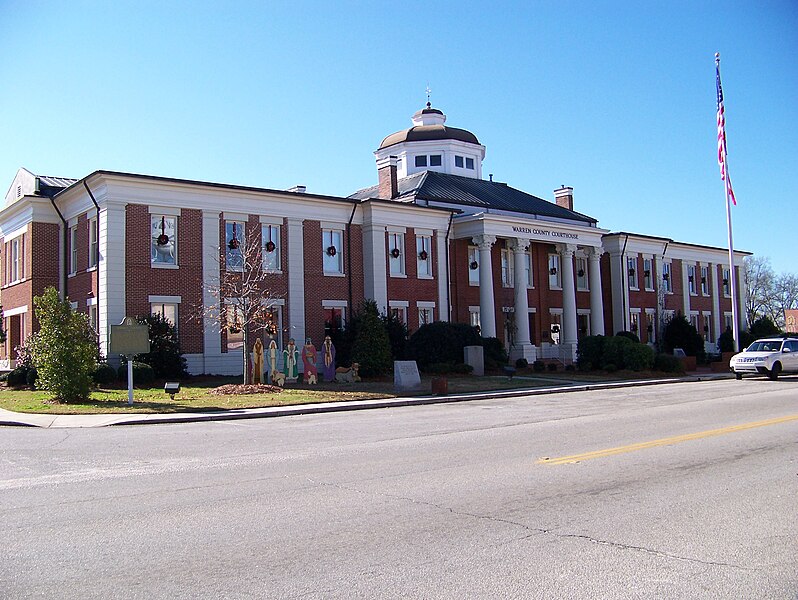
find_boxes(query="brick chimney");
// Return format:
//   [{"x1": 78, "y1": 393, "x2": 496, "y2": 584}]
[
  {"x1": 554, "y1": 186, "x2": 574, "y2": 211},
  {"x1": 376, "y1": 155, "x2": 399, "y2": 199}
]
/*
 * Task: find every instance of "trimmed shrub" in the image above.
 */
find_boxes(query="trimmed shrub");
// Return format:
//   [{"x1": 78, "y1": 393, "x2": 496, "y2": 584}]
[
  {"x1": 533, "y1": 360, "x2": 545, "y2": 372},
  {"x1": 7, "y1": 366, "x2": 29, "y2": 387},
  {"x1": 427, "y1": 362, "x2": 455, "y2": 374},
  {"x1": 92, "y1": 363, "x2": 117, "y2": 385},
  {"x1": 452, "y1": 363, "x2": 474, "y2": 374},
  {"x1": 616, "y1": 330, "x2": 640, "y2": 344},
  {"x1": 117, "y1": 362, "x2": 156, "y2": 387},
  {"x1": 601, "y1": 335, "x2": 635, "y2": 370},
  {"x1": 565, "y1": 364, "x2": 575, "y2": 372},
  {"x1": 604, "y1": 363, "x2": 617, "y2": 373},
  {"x1": 623, "y1": 343, "x2": 655, "y2": 371},
  {"x1": 131, "y1": 314, "x2": 188, "y2": 379},
  {"x1": 577, "y1": 335, "x2": 605, "y2": 371},
  {"x1": 26, "y1": 367, "x2": 38, "y2": 387},
  {"x1": 547, "y1": 363, "x2": 558, "y2": 372},
  {"x1": 654, "y1": 353, "x2": 685, "y2": 373},
  {"x1": 717, "y1": 327, "x2": 735, "y2": 353},
  {"x1": 515, "y1": 358, "x2": 529, "y2": 369},
  {"x1": 407, "y1": 322, "x2": 481, "y2": 370}
]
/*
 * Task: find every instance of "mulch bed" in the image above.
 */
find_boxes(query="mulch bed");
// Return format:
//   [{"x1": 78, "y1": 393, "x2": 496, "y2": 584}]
[{"x1": 210, "y1": 384, "x2": 283, "y2": 395}]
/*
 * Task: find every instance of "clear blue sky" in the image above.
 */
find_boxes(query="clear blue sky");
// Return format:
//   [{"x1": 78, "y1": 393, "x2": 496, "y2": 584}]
[{"x1": 2, "y1": 1, "x2": 795, "y2": 273}]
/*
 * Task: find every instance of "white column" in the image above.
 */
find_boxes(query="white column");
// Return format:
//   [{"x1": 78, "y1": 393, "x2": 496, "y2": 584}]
[
  {"x1": 286, "y1": 218, "x2": 306, "y2": 347},
  {"x1": 711, "y1": 263, "x2": 721, "y2": 342},
  {"x1": 608, "y1": 250, "x2": 627, "y2": 335},
  {"x1": 362, "y1": 223, "x2": 388, "y2": 314},
  {"x1": 435, "y1": 228, "x2": 449, "y2": 321},
  {"x1": 99, "y1": 203, "x2": 126, "y2": 363},
  {"x1": 473, "y1": 235, "x2": 497, "y2": 338},
  {"x1": 560, "y1": 244, "x2": 578, "y2": 355},
  {"x1": 587, "y1": 247, "x2": 605, "y2": 335},
  {"x1": 508, "y1": 238, "x2": 535, "y2": 362}
]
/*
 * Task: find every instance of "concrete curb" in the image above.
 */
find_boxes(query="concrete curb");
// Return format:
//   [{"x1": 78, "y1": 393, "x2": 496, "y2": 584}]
[{"x1": 0, "y1": 373, "x2": 734, "y2": 429}]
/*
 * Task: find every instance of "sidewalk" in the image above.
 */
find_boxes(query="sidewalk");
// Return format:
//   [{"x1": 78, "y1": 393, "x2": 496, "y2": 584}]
[{"x1": 0, "y1": 373, "x2": 733, "y2": 429}]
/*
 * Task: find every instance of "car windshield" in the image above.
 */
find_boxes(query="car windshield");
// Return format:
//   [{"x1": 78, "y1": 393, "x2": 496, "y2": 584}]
[{"x1": 746, "y1": 341, "x2": 781, "y2": 352}]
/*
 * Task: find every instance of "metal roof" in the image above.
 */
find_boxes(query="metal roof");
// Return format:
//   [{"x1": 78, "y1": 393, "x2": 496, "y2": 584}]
[{"x1": 349, "y1": 171, "x2": 598, "y2": 224}]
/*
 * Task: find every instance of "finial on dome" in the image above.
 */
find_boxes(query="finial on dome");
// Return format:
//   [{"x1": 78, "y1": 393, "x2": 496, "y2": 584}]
[{"x1": 425, "y1": 84, "x2": 432, "y2": 108}]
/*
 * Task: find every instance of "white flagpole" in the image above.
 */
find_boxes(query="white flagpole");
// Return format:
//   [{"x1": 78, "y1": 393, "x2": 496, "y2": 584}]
[{"x1": 716, "y1": 52, "x2": 741, "y2": 352}]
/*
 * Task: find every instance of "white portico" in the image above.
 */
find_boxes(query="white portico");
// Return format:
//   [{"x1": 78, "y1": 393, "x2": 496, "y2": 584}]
[{"x1": 454, "y1": 213, "x2": 608, "y2": 363}]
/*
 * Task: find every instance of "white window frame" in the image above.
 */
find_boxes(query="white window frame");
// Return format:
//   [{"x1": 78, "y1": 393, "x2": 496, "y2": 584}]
[
  {"x1": 643, "y1": 258, "x2": 653, "y2": 291},
  {"x1": 629, "y1": 309, "x2": 641, "y2": 336},
  {"x1": 645, "y1": 308, "x2": 656, "y2": 343},
  {"x1": 262, "y1": 223, "x2": 281, "y2": 272},
  {"x1": 700, "y1": 266, "x2": 709, "y2": 296},
  {"x1": 627, "y1": 256, "x2": 638, "y2": 290},
  {"x1": 225, "y1": 220, "x2": 246, "y2": 272},
  {"x1": 416, "y1": 235, "x2": 432, "y2": 278},
  {"x1": 323, "y1": 300, "x2": 347, "y2": 334},
  {"x1": 500, "y1": 248, "x2": 514, "y2": 287},
  {"x1": 88, "y1": 217, "x2": 98, "y2": 269},
  {"x1": 225, "y1": 303, "x2": 245, "y2": 351},
  {"x1": 10, "y1": 238, "x2": 22, "y2": 283},
  {"x1": 388, "y1": 231, "x2": 406, "y2": 277},
  {"x1": 417, "y1": 301, "x2": 435, "y2": 327},
  {"x1": 575, "y1": 257, "x2": 588, "y2": 291},
  {"x1": 689, "y1": 311, "x2": 700, "y2": 332},
  {"x1": 322, "y1": 228, "x2": 344, "y2": 275},
  {"x1": 468, "y1": 246, "x2": 479, "y2": 286},
  {"x1": 525, "y1": 251, "x2": 534, "y2": 289},
  {"x1": 688, "y1": 264, "x2": 697, "y2": 295},
  {"x1": 548, "y1": 254, "x2": 562, "y2": 290},
  {"x1": 702, "y1": 310, "x2": 712, "y2": 340},
  {"x1": 389, "y1": 300, "x2": 408, "y2": 324},
  {"x1": 151, "y1": 215, "x2": 178, "y2": 267},
  {"x1": 662, "y1": 262, "x2": 673, "y2": 293},
  {"x1": 69, "y1": 226, "x2": 78, "y2": 275},
  {"x1": 723, "y1": 268, "x2": 731, "y2": 297},
  {"x1": 468, "y1": 305, "x2": 481, "y2": 329},
  {"x1": 87, "y1": 297, "x2": 98, "y2": 333}
]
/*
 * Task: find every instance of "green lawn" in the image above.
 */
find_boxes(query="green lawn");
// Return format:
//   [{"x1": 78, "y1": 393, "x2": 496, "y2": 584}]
[{"x1": 0, "y1": 369, "x2": 670, "y2": 415}]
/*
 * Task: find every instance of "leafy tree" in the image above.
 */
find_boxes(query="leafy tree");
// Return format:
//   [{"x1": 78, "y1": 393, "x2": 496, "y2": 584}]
[
  {"x1": 29, "y1": 287, "x2": 97, "y2": 402},
  {"x1": 662, "y1": 312, "x2": 705, "y2": 359},
  {"x1": 350, "y1": 300, "x2": 392, "y2": 378},
  {"x1": 130, "y1": 313, "x2": 188, "y2": 379},
  {"x1": 745, "y1": 256, "x2": 798, "y2": 328}
]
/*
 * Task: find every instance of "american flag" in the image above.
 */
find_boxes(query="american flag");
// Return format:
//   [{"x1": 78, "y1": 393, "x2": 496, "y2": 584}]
[{"x1": 716, "y1": 59, "x2": 737, "y2": 205}]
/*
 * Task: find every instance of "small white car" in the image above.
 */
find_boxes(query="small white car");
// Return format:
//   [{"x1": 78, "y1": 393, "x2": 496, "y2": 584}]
[{"x1": 730, "y1": 337, "x2": 798, "y2": 380}]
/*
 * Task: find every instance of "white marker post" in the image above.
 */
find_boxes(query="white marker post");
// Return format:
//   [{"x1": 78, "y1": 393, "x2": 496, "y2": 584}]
[{"x1": 109, "y1": 317, "x2": 150, "y2": 407}]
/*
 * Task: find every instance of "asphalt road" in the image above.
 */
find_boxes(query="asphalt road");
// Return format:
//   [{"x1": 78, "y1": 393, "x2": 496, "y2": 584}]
[{"x1": 2, "y1": 378, "x2": 797, "y2": 599}]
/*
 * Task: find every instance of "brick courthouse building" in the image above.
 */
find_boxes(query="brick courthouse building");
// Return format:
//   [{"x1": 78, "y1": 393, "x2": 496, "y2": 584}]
[{"x1": 0, "y1": 105, "x2": 749, "y2": 373}]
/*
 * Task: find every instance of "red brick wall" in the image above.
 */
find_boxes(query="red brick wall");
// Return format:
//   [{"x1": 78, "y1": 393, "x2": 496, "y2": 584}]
[
  {"x1": 302, "y1": 220, "x2": 364, "y2": 346},
  {"x1": 125, "y1": 205, "x2": 205, "y2": 354},
  {"x1": 386, "y1": 228, "x2": 438, "y2": 333},
  {"x1": 66, "y1": 213, "x2": 99, "y2": 314}
]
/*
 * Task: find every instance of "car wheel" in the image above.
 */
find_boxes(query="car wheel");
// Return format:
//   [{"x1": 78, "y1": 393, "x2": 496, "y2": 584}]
[
  {"x1": 735, "y1": 373, "x2": 743, "y2": 380},
  {"x1": 768, "y1": 362, "x2": 781, "y2": 380}
]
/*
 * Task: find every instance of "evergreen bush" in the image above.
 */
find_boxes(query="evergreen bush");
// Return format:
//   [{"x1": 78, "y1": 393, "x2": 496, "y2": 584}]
[
  {"x1": 654, "y1": 353, "x2": 685, "y2": 373},
  {"x1": 577, "y1": 335, "x2": 605, "y2": 371},
  {"x1": 662, "y1": 312, "x2": 705, "y2": 360},
  {"x1": 622, "y1": 343, "x2": 655, "y2": 371},
  {"x1": 381, "y1": 312, "x2": 409, "y2": 361},
  {"x1": 748, "y1": 316, "x2": 781, "y2": 339},
  {"x1": 717, "y1": 327, "x2": 735, "y2": 353},
  {"x1": 91, "y1": 363, "x2": 117, "y2": 385},
  {"x1": 515, "y1": 358, "x2": 529, "y2": 369},
  {"x1": 616, "y1": 330, "x2": 640, "y2": 343},
  {"x1": 481, "y1": 337, "x2": 508, "y2": 369},
  {"x1": 601, "y1": 335, "x2": 635, "y2": 370},
  {"x1": 130, "y1": 314, "x2": 187, "y2": 379},
  {"x1": 350, "y1": 300, "x2": 392, "y2": 378},
  {"x1": 6, "y1": 366, "x2": 29, "y2": 387},
  {"x1": 533, "y1": 360, "x2": 545, "y2": 372},
  {"x1": 117, "y1": 361, "x2": 156, "y2": 387},
  {"x1": 406, "y1": 322, "x2": 481, "y2": 370}
]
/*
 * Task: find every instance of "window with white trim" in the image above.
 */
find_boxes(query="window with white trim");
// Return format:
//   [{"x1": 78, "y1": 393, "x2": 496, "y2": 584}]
[
  {"x1": 88, "y1": 303, "x2": 98, "y2": 333},
  {"x1": 700, "y1": 266, "x2": 709, "y2": 296},
  {"x1": 151, "y1": 302, "x2": 179, "y2": 332},
  {"x1": 469, "y1": 306, "x2": 481, "y2": 329},
  {"x1": 723, "y1": 268, "x2": 731, "y2": 296},
  {"x1": 390, "y1": 306, "x2": 406, "y2": 323},
  {"x1": 388, "y1": 232, "x2": 405, "y2": 276},
  {"x1": 468, "y1": 246, "x2": 479, "y2": 285},
  {"x1": 419, "y1": 307, "x2": 434, "y2": 326},
  {"x1": 323, "y1": 229, "x2": 344, "y2": 274},
  {"x1": 576, "y1": 257, "x2": 588, "y2": 291},
  {"x1": 416, "y1": 235, "x2": 432, "y2": 277},
  {"x1": 225, "y1": 304, "x2": 244, "y2": 351},
  {"x1": 688, "y1": 265, "x2": 697, "y2": 295},
  {"x1": 151, "y1": 215, "x2": 177, "y2": 266},
  {"x1": 225, "y1": 221, "x2": 245, "y2": 271},
  {"x1": 324, "y1": 304, "x2": 346, "y2": 335},
  {"x1": 548, "y1": 254, "x2": 561, "y2": 289},
  {"x1": 629, "y1": 311, "x2": 640, "y2": 335},
  {"x1": 10, "y1": 238, "x2": 22, "y2": 283},
  {"x1": 88, "y1": 218, "x2": 98, "y2": 269},
  {"x1": 69, "y1": 226, "x2": 78, "y2": 275},
  {"x1": 645, "y1": 311, "x2": 656, "y2": 342},
  {"x1": 643, "y1": 258, "x2": 653, "y2": 290},
  {"x1": 662, "y1": 262, "x2": 673, "y2": 293},
  {"x1": 524, "y1": 252, "x2": 533, "y2": 288},
  {"x1": 690, "y1": 313, "x2": 699, "y2": 331},
  {"x1": 627, "y1": 257, "x2": 638, "y2": 290},
  {"x1": 262, "y1": 224, "x2": 281, "y2": 271},
  {"x1": 500, "y1": 249, "x2": 514, "y2": 287}
]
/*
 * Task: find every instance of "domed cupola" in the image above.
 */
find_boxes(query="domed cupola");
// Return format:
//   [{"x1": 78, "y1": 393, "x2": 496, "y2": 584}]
[{"x1": 375, "y1": 103, "x2": 486, "y2": 180}]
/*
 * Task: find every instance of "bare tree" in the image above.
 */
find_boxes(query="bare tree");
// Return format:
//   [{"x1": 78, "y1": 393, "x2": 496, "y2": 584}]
[
  {"x1": 745, "y1": 256, "x2": 776, "y2": 327},
  {"x1": 198, "y1": 223, "x2": 282, "y2": 383}
]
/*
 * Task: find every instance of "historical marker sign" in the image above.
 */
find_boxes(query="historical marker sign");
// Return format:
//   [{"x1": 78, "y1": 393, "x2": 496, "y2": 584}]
[{"x1": 109, "y1": 317, "x2": 150, "y2": 356}]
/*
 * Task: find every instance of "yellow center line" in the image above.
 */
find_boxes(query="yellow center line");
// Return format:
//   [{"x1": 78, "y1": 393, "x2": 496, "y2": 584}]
[{"x1": 537, "y1": 414, "x2": 798, "y2": 466}]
